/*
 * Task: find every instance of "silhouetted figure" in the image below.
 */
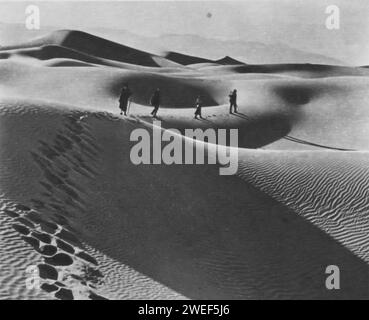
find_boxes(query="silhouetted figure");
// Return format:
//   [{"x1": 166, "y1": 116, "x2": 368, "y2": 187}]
[
  {"x1": 150, "y1": 88, "x2": 161, "y2": 118},
  {"x1": 229, "y1": 89, "x2": 238, "y2": 113},
  {"x1": 119, "y1": 84, "x2": 132, "y2": 116},
  {"x1": 194, "y1": 95, "x2": 203, "y2": 119}
]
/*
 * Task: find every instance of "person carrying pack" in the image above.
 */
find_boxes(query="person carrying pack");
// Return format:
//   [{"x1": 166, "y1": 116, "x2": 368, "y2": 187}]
[
  {"x1": 150, "y1": 88, "x2": 161, "y2": 118},
  {"x1": 229, "y1": 89, "x2": 238, "y2": 113},
  {"x1": 194, "y1": 95, "x2": 203, "y2": 119},
  {"x1": 119, "y1": 84, "x2": 132, "y2": 116}
]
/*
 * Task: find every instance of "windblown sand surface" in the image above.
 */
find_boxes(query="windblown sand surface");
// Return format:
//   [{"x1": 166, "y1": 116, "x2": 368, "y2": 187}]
[{"x1": 0, "y1": 30, "x2": 368, "y2": 299}]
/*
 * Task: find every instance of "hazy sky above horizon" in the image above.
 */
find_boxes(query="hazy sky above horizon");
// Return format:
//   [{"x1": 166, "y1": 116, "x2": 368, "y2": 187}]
[{"x1": 0, "y1": 0, "x2": 368, "y2": 64}]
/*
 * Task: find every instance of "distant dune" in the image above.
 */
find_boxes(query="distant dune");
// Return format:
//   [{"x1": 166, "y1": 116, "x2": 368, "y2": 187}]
[
  {"x1": 1, "y1": 30, "x2": 180, "y2": 68},
  {"x1": 214, "y1": 56, "x2": 245, "y2": 65},
  {"x1": 154, "y1": 34, "x2": 347, "y2": 65},
  {"x1": 164, "y1": 51, "x2": 213, "y2": 65},
  {"x1": 0, "y1": 29, "x2": 369, "y2": 300}
]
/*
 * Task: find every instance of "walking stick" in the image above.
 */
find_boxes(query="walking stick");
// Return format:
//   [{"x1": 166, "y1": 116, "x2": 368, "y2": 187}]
[{"x1": 127, "y1": 99, "x2": 132, "y2": 116}]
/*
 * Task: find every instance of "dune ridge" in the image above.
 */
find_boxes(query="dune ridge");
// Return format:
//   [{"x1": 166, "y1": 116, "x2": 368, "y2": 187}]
[
  {"x1": 238, "y1": 150, "x2": 369, "y2": 263},
  {"x1": 0, "y1": 29, "x2": 369, "y2": 299},
  {"x1": 1, "y1": 30, "x2": 166, "y2": 67}
]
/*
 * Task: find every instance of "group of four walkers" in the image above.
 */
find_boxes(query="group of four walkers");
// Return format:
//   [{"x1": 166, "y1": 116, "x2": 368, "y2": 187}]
[{"x1": 118, "y1": 84, "x2": 238, "y2": 118}]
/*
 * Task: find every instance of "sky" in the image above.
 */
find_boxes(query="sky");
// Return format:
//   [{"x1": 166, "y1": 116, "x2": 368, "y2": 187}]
[{"x1": 0, "y1": 0, "x2": 368, "y2": 64}]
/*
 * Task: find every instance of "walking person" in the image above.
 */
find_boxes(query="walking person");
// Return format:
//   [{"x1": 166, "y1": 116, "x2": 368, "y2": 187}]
[
  {"x1": 119, "y1": 84, "x2": 132, "y2": 116},
  {"x1": 194, "y1": 95, "x2": 204, "y2": 119},
  {"x1": 150, "y1": 88, "x2": 161, "y2": 118},
  {"x1": 229, "y1": 89, "x2": 238, "y2": 114}
]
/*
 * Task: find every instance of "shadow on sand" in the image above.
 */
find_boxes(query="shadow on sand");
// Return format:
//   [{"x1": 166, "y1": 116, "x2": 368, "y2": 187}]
[
  {"x1": 231, "y1": 111, "x2": 250, "y2": 120},
  {"x1": 80, "y1": 119, "x2": 369, "y2": 300}
]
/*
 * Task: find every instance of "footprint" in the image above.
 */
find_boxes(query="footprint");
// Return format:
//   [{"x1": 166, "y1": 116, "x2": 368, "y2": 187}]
[
  {"x1": 40, "y1": 221, "x2": 58, "y2": 234},
  {"x1": 16, "y1": 217, "x2": 35, "y2": 229},
  {"x1": 83, "y1": 266, "x2": 103, "y2": 284},
  {"x1": 44, "y1": 253, "x2": 74, "y2": 266},
  {"x1": 38, "y1": 264, "x2": 58, "y2": 281},
  {"x1": 41, "y1": 283, "x2": 59, "y2": 293},
  {"x1": 76, "y1": 251, "x2": 98, "y2": 266},
  {"x1": 12, "y1": 224, "x2": 30, "y2": 235},
  {"x1": 31, "y1": 231, "x2": 52, "y2": 244},
  {"x1": 38, "y1": 245, "x2": 58, "y2": 256},
  {"x1": 53, "y1": 214, "x2": 69, "y2": 226},
  {"x1": 70, "y1": 274, "x2": 83, "y2": 281},
  {"x1": 54, "y1": 281, "x2": 66, "y2": 287},
  {"x1": 56, "y1": 228, "x2": 81, "y2": 247},
  {"x1": 89, "y1": 291, "x2": 108, "y2": 300},
  {"x1": 56, "y1": 239, "x2": 75, "y2": 254},
  {"x1": 55, "y1": 288, "x2": 74, "y2": 300},
  {"x1": 14, "y1": 204, "x2": 31, "y2": 211},
  {"x1": 26, "y1": 211, "x2": 44, "y2": 224},
  {"x1": 21, "y1": 236, "x2": 40, "y2": 250},
  {"x1": 4, "y1": 209, "x2": 20, "y2": 218}
]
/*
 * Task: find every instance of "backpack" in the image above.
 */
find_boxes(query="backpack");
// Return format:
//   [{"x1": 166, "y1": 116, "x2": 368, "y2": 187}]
[{"x1": 151, "y1": 92, "x2": 159, "y2": 106}]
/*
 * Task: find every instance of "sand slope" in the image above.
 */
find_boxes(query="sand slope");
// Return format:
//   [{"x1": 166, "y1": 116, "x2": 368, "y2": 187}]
[{"x1": 0, "y1": 29, "x2": 369, "y2": 299}]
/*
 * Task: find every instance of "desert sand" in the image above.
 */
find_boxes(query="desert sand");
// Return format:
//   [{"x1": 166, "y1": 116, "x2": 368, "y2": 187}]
[{"x1": 0, "y1": 29, "x2": 369, "y2": 300}]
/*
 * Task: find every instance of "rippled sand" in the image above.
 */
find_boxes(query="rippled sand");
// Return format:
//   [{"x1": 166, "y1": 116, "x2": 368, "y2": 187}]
[{"x1": 0, "y1": 29, "x2": 368, "y2": 299}]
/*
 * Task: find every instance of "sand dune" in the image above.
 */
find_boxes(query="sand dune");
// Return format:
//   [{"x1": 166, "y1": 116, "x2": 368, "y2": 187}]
[
  {"x1": 238, "y1": 150, "x2": 369, "y2": 263},
  {"x1": 4, "y1": 30, "x2": 157, "y2": 67},
  {"x1": 0, "y1": 45, "x2": 129, "y2": 69},
  {"x1": 0, "y1": 101, "x2": 184, "y2": 300},
  {"x1": 0, "y1": 45, "x2": 188, "y2": 72},
  {"x1": 232, "y1": 63, "x2": 369, "y2": 78},
  {"x1": 1, "y1": 30, "x2": 181, "y2": 68},
  {"x1": 153, "y1": 34, "x2": 347, "y2": 65},
  {"x1": 164, "y1": 51, "x2": 213, "y2": 65},
  {"x1": 1, "y1": 101, "x2": 368, "y2": 299},
  {"x1": 213, "y1": 56, "x2": 245, "y2": 65},
  {"x1": 0, "y1": 29, "x2": 369, "y2": 299},
  {"x1": 42, "y1": 58, "x2": 98, "y2": 68},
  {"x1": 2, "y1": 58, "x2": 369, "y2": 150}
]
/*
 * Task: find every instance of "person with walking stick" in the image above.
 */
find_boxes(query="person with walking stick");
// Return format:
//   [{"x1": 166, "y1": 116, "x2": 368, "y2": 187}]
[
  {"x1": 194, "y1": 95, "x2": 204, "y2": 119},
  {"x1": 150, "y1": 88, "x2": 161, "y2": 118},
  {"x1": 119, "y1": 84, "x2": 132, "y2": 116},
  {"x1": 229, "y1": 89, "x2": 238, "y2": 114}
]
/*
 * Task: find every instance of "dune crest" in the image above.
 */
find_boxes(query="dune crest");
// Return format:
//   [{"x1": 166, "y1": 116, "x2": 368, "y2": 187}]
[{"x1": 1, "y1": 28, "x2": 369, "y2": 299}]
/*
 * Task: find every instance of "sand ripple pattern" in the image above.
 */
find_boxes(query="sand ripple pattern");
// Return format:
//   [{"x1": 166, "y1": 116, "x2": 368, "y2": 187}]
[
  {"x1": 0, "y1": 199, "x2": 49, "y2": 300},
  {"x1": 238, "y1": 151, "x2": 369, "y2": 263},
  {"x1": 1, "y1": 105, "x2": 108, "y2": 299},
  {"x1": 1, "y1": 103, "x2": 184, "y2": 299},
  {"x1": 0, "y1": 199, "x2": 109, "y2": 300}
]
